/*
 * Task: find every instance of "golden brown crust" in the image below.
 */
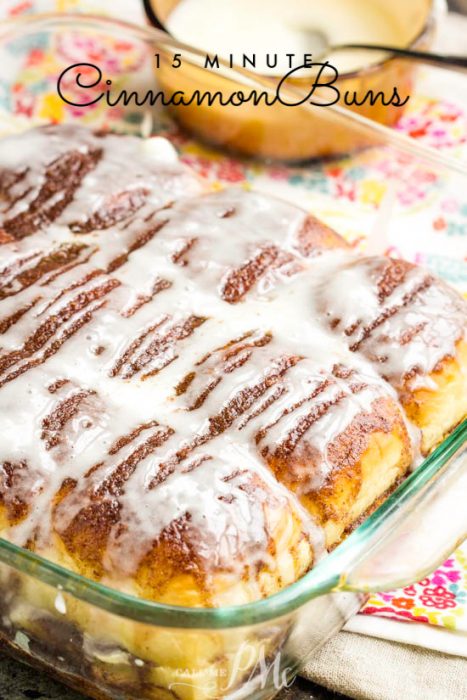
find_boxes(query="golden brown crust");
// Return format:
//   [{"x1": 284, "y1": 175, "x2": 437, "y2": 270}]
[
  {"x1": 264, "y1": 397, "x2": 412, "y2": 547},
  {"x1": 402, "y1": 338, "x2": 467, "y2": 454},
  {"x1": 295, "y1": 214, "x2": 350, "y2": 256},
  {"x1": 318, "y1": 255, "x2": 467, "y2": 455},
  {"x1": 51, "y1": 452, "x2": 316, "y2": 606}
]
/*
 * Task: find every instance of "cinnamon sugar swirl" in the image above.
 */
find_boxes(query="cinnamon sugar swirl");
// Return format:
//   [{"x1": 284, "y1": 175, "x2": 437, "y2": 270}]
[
  {"x1": 0, "y1": 124, "x2": 464, "y2": 618},
  {"x1": 317, "y1": 256, "x2": 467, "y2": 453}
]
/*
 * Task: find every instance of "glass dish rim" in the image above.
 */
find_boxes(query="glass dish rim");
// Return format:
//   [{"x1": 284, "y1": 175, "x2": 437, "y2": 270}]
[{"x1": 0, "y1": 10, "x2": 465, "y2": 630}]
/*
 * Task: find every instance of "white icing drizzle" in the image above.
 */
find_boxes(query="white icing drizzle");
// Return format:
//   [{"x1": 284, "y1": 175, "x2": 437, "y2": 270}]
[
  {"x1": 316, "y1": 256, "x2": 467, "y2": 389},
  {"x1": 0, "y1": 125, "x2": 464, "y2": 591}
]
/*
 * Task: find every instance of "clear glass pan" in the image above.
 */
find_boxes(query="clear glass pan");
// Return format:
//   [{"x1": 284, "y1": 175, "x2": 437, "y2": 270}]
[
  {"x1": 0, "y1": 421, "x2": 465, "y2": 627},
  {"x1": 0, "y1": 12, "x2": 465, "y2": 700}
]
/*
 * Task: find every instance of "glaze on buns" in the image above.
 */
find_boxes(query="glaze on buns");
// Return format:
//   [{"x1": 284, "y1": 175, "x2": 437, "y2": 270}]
[{"x1": 0, "y1": 124, "x2": 465, "y2": 699}]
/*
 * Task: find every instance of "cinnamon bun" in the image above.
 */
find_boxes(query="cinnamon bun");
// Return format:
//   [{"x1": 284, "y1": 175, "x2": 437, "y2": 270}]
[{"x1": 0, "y1": 124, "x2": 465, "y2": 700}]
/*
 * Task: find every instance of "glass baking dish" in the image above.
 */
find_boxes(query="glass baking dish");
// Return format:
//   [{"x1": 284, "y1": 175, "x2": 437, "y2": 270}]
[{"x1": 0, "y1": 12, "x2": 466, "y2": 700}]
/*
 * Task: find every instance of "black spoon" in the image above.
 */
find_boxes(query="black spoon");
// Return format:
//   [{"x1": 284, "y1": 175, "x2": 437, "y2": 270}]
[{"x1": 305, "y1": 28, "x2": 467, "y2": 71}]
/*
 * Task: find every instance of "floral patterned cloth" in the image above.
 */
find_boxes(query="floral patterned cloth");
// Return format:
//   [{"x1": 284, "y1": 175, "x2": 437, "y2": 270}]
[
  {"x1": 1, "y1": 0, "x2": 466, "y2": 648},
  {"x1": 362, "y1": 547, "x2": 467, "y2": 631}
]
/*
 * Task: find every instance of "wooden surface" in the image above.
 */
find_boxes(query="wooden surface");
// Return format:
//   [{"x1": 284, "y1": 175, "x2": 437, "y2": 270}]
[{"x1": 0, "y1": 652, "x2": 349, "y2": 700}]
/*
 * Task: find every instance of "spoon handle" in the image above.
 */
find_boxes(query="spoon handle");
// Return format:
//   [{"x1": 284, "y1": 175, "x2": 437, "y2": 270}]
[
  {"x1": 338, "y1": 44, "x2": 467, "y2": 71},
  {"x1": 143, "y1": 0, "x2": 166, "y2": 30}
]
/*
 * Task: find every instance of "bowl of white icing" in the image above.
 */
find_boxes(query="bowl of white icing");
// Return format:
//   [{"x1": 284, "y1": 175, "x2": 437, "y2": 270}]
[{"x1": 145, "y1": 0, "x2": 438, "y2": 160}]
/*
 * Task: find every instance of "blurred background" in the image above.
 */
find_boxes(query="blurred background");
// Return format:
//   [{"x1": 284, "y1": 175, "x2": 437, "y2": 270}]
[{"x1": 448, "y1": 0, "x2": 467, "y2": 12}]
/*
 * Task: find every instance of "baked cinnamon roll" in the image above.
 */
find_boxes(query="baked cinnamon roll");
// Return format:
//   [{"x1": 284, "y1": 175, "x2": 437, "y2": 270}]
[
  {"x1": 317, "y1": 256, "x2": 467, "y2": 453},
  {"x1": 0, "y1": 124, "x2": 464, "y2": 700}
]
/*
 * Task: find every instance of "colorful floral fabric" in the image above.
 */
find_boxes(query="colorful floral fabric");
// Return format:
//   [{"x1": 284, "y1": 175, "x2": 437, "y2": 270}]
[
  {"x1": 1, "y1": 0, "x2": 466, "y2": 637},
  {"x1": 362, "y1": 546, "x2": 467, "y2": 630}
]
